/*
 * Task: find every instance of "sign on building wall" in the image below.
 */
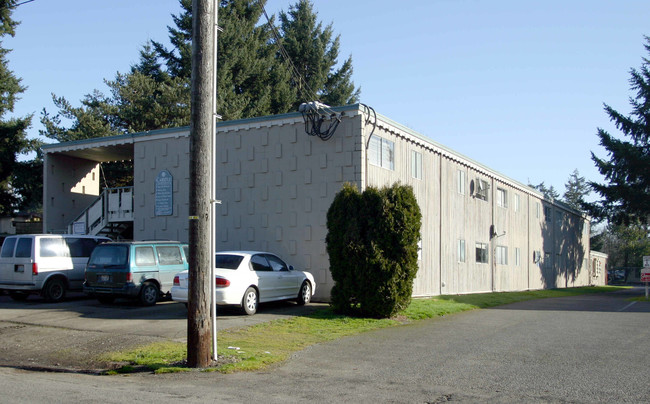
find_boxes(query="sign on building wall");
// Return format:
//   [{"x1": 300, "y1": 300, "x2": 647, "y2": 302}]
[
  {"x1": 72, "y1": 221, "x2": 86, "y2": 235},
  {"x1": 155, "y1": 169, "x2": 173, "y2": 216}
]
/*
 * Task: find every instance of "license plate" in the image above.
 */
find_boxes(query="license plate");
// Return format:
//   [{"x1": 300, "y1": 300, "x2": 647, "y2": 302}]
[{"x1": 98, "y1": 275, "x2": 110, "y2": 282}]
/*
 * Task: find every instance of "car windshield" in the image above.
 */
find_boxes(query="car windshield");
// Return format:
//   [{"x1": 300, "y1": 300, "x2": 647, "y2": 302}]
[
  {"x1": 215, "y1": 254, "x2": 243, "y2": 270},
  {"x1": 88, "y1": 245, "x2": 129, "y2": 267}
]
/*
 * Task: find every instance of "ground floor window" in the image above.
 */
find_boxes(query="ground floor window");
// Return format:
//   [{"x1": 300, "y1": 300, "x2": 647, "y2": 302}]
[
  {"x1": 495, "y1": 245, "x2": 508, "y2": 265},
  {"x1": 475, "y1": 242, "x2": 488, "y2": 263},
  {"x1": 458, "y1": 239, "x2": 466, "y2": 262}
]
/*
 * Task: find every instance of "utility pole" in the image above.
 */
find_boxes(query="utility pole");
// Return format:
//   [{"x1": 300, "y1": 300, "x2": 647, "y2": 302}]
[{"x1": 188, "y1": 0, "x2": 216, "y2": 368}]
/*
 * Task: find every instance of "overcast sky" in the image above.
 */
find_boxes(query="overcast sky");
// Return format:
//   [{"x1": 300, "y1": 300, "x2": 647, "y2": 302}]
[{"x1": 7, "y1": 0, "x2": 650, "y2": 196}]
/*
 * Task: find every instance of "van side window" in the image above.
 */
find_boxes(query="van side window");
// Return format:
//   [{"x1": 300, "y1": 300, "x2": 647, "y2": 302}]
[
  {"x1": 40, "y1": 238, "x2": 70, "y2": 258},
  {"x1": 15, "y1": 238, "x2": 33, "y2": 258},
  {"x1": 135, "y1": 247, "x2": 156, "y2": 266},
  {"x1": 1, "y1": 238, "x2": 17, "y2": 257},
  {"x1": 156, "y1": 246, "x2": 183, "y2": 265},
  {"x1": 250, "y1": 254, "x2": 272, "y2": 271},
  {"x1": 66, "y1": 238, "x2": 100, "y2": 257}
]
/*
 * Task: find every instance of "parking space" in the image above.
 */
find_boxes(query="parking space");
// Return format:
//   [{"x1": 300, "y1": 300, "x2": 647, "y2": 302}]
[{"x1": 0, "y1": 291, "x2": 325, "y2": 370}]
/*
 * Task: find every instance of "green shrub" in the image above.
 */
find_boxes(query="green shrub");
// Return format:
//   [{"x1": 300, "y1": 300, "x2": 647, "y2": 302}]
[{"x1": 326, "y1": 183, "x2": 422, "y2": 318}]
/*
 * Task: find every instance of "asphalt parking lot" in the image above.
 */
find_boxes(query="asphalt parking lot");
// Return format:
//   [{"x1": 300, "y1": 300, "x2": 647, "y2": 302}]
[{"x1": 0, "y1": 291, "x2": 325, "y2": 371}]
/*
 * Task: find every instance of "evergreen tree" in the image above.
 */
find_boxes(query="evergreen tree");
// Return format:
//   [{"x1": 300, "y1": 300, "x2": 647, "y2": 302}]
[
  {"x1": 40, "y1": 0, "x2": 358, "y2": 142},
  {"x1": 598, "y1": 222, "x2": 650, "y2": 280},
  {"x1": 563, "y1": 169, "x2": 590, "y2": 211},
  {"x1": 589, "y1": 36, "x2": 650, "y2": 225},
  {"x1": 529, "y1": 181, "x2": 560, "y2": 200},
  {"x1": 279, "y1": 0, "x2": 359, "y2": 109},
  {"x1": 0, "y1": 0, "x2": 34, "y2": 215}
]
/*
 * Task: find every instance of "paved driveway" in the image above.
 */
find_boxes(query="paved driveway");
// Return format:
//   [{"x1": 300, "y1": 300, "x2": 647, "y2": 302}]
[
  {"x1": 0, "y1": 288, "x2": 648, "y2": 403},
  {"x1": 0, "y1": 291, "x2": 324, "y2": 370}
]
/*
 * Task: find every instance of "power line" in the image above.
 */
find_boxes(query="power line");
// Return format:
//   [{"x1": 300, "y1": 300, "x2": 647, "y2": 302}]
[{"x1": 15, "y1": 0, "x2": 36, "y2": 7}]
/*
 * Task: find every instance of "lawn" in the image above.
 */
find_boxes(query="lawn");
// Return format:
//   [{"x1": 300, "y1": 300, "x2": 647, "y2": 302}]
[{"x1": 101, "y1": 286, "x2": 626, "y2": 374}]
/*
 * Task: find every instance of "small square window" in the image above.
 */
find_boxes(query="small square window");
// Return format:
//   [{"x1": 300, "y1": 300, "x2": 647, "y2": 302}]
[{"x1": 475, "y1": 242, "x2": 488, "y2": 263}]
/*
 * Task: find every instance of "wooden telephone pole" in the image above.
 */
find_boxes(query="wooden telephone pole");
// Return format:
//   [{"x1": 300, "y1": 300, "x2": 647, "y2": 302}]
[{"x1": 188, "y1": 0, "x2": 216, "y2": 368}]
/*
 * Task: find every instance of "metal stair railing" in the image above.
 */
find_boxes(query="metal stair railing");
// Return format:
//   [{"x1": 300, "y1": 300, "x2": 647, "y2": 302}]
[{"x1": 68, "y1": 186, "x2": 134, "y2": 236}]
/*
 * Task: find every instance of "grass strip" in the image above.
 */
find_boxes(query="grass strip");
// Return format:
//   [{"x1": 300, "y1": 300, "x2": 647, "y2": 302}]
[{"x1": 100, "y1": 286, "x2": 626, "y2": 374}]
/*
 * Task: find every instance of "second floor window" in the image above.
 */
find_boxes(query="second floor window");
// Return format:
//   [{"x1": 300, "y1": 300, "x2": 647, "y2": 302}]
[{"x1": 368, "y1": 136, "x2": 395, "y2": 170}]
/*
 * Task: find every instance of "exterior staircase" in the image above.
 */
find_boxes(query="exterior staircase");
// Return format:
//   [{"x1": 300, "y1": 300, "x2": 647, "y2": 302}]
[{"x1": 68, "y1": 187, "x2": 134, "y2": 239}]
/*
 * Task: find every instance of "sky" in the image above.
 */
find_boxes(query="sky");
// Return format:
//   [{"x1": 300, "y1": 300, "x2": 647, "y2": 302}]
[{"x1": 6, "y1": 0, "x2": 650, "y2": 198}]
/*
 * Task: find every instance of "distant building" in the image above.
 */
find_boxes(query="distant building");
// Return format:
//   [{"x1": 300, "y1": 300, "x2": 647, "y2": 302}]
[{"x1": 42, "y1": 104, "x2": 605, "y2": 300}]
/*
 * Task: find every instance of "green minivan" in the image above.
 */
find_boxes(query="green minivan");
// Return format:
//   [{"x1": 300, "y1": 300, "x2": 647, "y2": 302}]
[{"x1": 83, "y1": 241, "x2": 188, "y2": 306}]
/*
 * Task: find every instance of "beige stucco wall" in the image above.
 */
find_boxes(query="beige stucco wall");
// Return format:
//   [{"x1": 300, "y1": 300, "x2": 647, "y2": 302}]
[
  {"x1": 214, "y1": 113, "x2": 363, "y2": 300},
  {"x1": 43, "y1": 153, "x2": 100, "y2": 233},
  {"x1": 133, "y1": 132, "x2": 190, "y2": 242}
]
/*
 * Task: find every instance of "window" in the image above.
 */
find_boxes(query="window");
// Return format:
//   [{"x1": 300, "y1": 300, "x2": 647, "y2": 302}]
[
  {"x1": 475, "y1": 242, "x2": 488, "y2": 263},
  {"x1": 411, "y1": 150, "x2": 422, "y2": 179},
  {"x1": 536, "y1": 202, "x2": 541, "y2": 219},
  {"x1": 1, "y1": 238, "x2": 17, "y2": 257},
  {"x1": 15, "y1": 238, "x2": 32, "y2": 258},
  {"x1": 495, "y1": 245, "x2": 508, "y2": 265},
  {"x1": 475, "y1": 178, "x2": 489, "y2": 201},
  {"x1": 157, "y1": 246, "x2": 183, "y2": 265},
  {"x1": 135, "y1": 247, "x2": 156, "y2": 266},
  {"x1": 515, "y1": 247, "x2": 520, "y2": 266},
  {"x1": 368, "y1": 136, "x2": 394, "y2": 170},
  {"x1": 40, "y1": 238, "x2": 69, "y2": 258},
  {"x1": 496, "y1": 188, "x2": 507, "y2": 208},
  {"x1": 457, "y1": 170, "x2": 466, "y2": 195},
  {"x1": 514, "y1": 194, "x2": 520, "y2": 212},
  {"x1": 265, "y1": 254, "x2": 289, "y2": 271},
  {"x1": 544, "y1": 252, "x2": 552, "y2": 270},
  {"x1": 544, "y1": 206, "x2": 552, "y2": 223},
  {"x1": 250, "y1": 254, "x2": 272, "y2": 271},
  {"x1": 458, "y1": 239, "x2": 466, "y2": 263},
  {"x1": 66, "y1": 238, "x2": 100, "y2": 257}
]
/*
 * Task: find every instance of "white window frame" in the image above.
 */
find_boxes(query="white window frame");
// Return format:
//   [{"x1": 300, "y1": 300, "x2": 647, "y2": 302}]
[
  {"x1": 458, "y1": 239, "x2": 466, "y2": 263},
  {"x1": 514, "y1": 194, "x2": 520, "y2": 212},
  {"x1": 515, "y1": 247, "x2": 520, "y2": 267},
  {"x1": 368, "y1": 136, "x2": 395, "y2": 171},
  {"x1": 411, "y1": 150, "x2": 422, "y2": 180},
  {"x1": 497, "y1": 187, "x2": 507, "y2": 208},
  {"x1": 496, "y1": 245, "x2": 508, "y2": 265},
  {"x1": 475, "y1": 242, "x2": 488, "y2": 264},
  {"x1": 457, "y1": 170, "x2": 466, "y2": 195}
]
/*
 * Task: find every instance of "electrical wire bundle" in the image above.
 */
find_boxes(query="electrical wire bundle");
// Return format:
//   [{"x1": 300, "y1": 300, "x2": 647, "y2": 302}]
[{"x1": 298, "y1": 101, "x2": 342, "y2": 141}]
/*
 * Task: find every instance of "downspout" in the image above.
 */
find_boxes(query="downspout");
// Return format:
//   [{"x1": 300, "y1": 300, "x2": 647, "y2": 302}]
[{"x1": 439, "y1": 154, "x2": 443, "y2": 295}]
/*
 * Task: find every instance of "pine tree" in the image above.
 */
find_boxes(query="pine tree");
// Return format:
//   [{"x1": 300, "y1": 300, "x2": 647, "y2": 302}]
[
  {"x1": 529, "y1": 181, "x2": 560, "y2": 200},
  {"x1": 39, "y1": 0, "x2": 359, "y2": 142},
  {"x1": 563, "y1": 169, "x2": 590, "y2": 211},
  {"x1": 0, "y1": 0, "x2": 34, "y2": 215},
  {"x1": 589, "y1": 36, "x2": 650, "y2": 225},
  {"x1": 279, "y1": 0, "x2": 359, "y2": 109}
]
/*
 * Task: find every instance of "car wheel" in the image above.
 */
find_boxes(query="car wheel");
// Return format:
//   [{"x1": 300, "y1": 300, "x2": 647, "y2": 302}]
[
  {"x1": 241, "y1": 287, "x2": 258, "y2": 315},
  {"x1": 297, "y1": 281, "x2": 311, "y2": 305},
  {"x1": 139, "y1": 282, "x2": 159, "y2": 306},
  {"x1": 97, "y1": 295, "x2": 115, "y2": 304},
  {"x1": 43, "y1": 278, "x2": 66, "y2": 303},
  {"x1": 8, "y1": 291, "x2": 29, "y2": 301}
]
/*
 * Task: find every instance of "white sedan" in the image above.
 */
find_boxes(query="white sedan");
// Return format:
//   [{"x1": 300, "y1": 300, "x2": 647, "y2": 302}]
[{"x1": 171, "y1": 251, "x2": 316, "y2": 315}]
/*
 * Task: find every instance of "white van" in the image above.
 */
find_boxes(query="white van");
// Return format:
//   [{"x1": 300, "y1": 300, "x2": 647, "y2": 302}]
[{"x1": 0, "y1": 234, "x2": 110, "y2": 302}]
